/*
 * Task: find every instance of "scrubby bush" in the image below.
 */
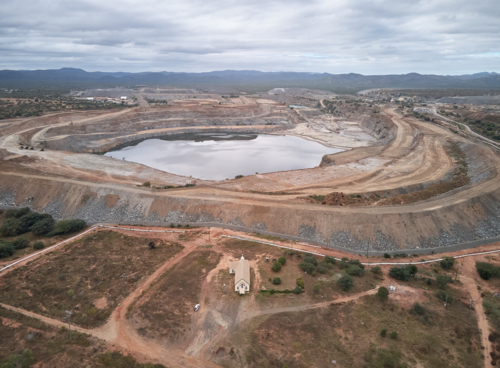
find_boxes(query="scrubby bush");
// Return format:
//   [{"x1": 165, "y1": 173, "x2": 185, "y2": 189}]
[
  {"x1": 0, "y1": 241, "x2": 15, "y2": 258},
  {"x1": 5, "y1": 207, "x2": 30, "y2": 219},
  {"x1": 272, "y1": 277, "x2": 281, "y2": 285},
  {"x1": 389, "y1": 267, "x2": 411, "y2": 281},
  {"x1": 483, "y1": 299, "x2": 500, "y2": 319},
  {"x1": 393, "y1": 253, "x2": 407, "y2": 258},
  {"x1": 346, "y1": 265, "x2": 364, "y2": 276},
  {"x1": 271, "y1": 261, "x2": 281, "y2": 272},
  {"x1": 142, "y1": 181, "x2": 151, "y2": 187},
  {"x1": 380, "y1": 329, "x2": 387, "y2": 337},
  {"x1": 303, "y1": 254, "x2": 318, "y2": 266},
  {"x1": 292, "y1": 286, "x2": 303, "y2": 294},
  {"x1": 371, "y1": 266, "x2": 382, "y2": 275},
  {"x1": 435, "y1": 290, "x2": 453, "y2": 304},
  {"x1": 68, "y1": 290, "x2": 74, "y2": 296},
  {"x1": 390, "y1": 331, "x2": 398, "y2": 339},
  {"x1": 406, "y1": 264, "x2": 418, "y2": 276},
  {"x1": 11, "y1": 237, "x2": 29, "y2": 249},
  {"x1": 316, "y1": 264, "x2": 328, "y2": 274},
  {"x1": 436, "y1": 275, "x2": 452, "y2": 289},
  {"x1": 410, "y1": 302, "x2": 426, "y2": 315},
  {"x1": 296, "y1": 278, "x2": 305, "y2": 288},
  {"x1": 311, "y1": 270, "x2": 317, "y2": 277},
  {"x1": 324, "y1": 255, "x2": 336, "y2": 265},
  {"x1": 33, "y1": 241, "x2": 45, "y2": 250},
  {"x1": 0, "y1": 218, "x2": 22, "y2": 236},
  {"x1": 30, "y1": 216, "x2": 55, "y2": 235},
  {"x1": 50, "y1": 219, "x2": 87, "y2": 235},
  {"x1": 58, "y1": 273, "x2": 67, "y2": 280},
  {"x1": 383, "y1": 253, "x2": 391, "y2": 259},
  {"x1": 1, "y1": 348, "x2": 33, "y2": 368},
  {"x1": 337, "y1": 275, "x2": 354, "y2": 291},
  {"x1": 440, "y1": 256, "x2": 455, "y2": 270},
  {"x1": 278, "y1": 256, "x2": 287, "y2": 265},
  {"x1": 377, "y1": 286, "x2": 389, "y2": 301},
  {"x1": 476, "y1": 262, "x2": 500, "y2": 280},
  {"x1": 313, "y1": 284, "x2": 320, "y2": 293},
  {"x1": 299, "y1": 261, "x2": 316, "y2": 274}
]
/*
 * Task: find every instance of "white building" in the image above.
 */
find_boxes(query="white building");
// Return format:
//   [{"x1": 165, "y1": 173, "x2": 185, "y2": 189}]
[
  {"x1": 120, "y1": 96, "x2": 127, "y2": 100},
  {"x1": 229, "y1": 255, "x2": 250, "y2": 294}
]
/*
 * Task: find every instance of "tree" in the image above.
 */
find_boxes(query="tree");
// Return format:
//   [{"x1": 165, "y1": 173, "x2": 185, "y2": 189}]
[
  {"x1": 271, "y1": 261, "x2": 281, "y2": 272},
  {"x1": 148, "y1": 241, "x2": 156, "y2": 249},
  {"x1": 316, "y1": 264, "x2": 328, "y2": 274},
  {"x1": 30, "y1": 217, "x2": 55, "y2": 235},
  {"x1": 0, "y1": 218, "x2": 22, "y2": 237},
  {"x1": 299, "y1": 262, "x2": 315, "y2": 274},
  {"x1": 390, "y1": 331, "x2": 397, "y2": 339},
  {"x1": 313, "y1": 284, "x2": 320, "y2": 293},
  {"x1": 325, "y1": 255, "x2": 336, "y2": 265},
  {"x1": 346, "y1": 265, "x2": 364, "y2": 276},
  {"x1": 440, "y1": 256, "x2": 455, "y2": 270},
  {"x1": 380, "y1": 329, "x2": 387, "y2": 337},
  {"x1": 371, "y1": 266, "x2": 382, "y2": 275},
  {"x1": 377, "y1": 286, "x2": 389, "y2": 301},
  {"x1": 389, "y1": 267, "x2": 411, "y2": 281},
  {"x1": 303, "y1": 254, "x2": 318, "y2": 266},
  {"x1": 278, "y1": 256, "x2": 287, "y2": 265},
  {"x1": 292, "y1": 286, "x2": 303, "y2": 294},
  {"x1": 338, "y1": 275, "x2": 354, "y2": 291},
  {"x1": 0, "y1": 241, "x2": 15, "y2": 258},
  {"x1": 0, "y1": 349, "x2": 33, "y2": 368},
  {"x1": 272, "y1": 277, "x2": 281, "y2": 285},
  {"x1": 51, "y1": 219, "x2": 87, "y2": 235},
  {"x1": 436, "y1": 275, "x2": 452, "y2": 289},
  {"x1": 476, "y1": 262, "x2": 498, "y2": 280},
  {"x1": 296, "y1": 278, "x2": 305, "y2": 288}
]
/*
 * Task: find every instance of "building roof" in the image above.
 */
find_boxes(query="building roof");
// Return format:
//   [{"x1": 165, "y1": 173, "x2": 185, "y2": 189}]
[{"x1": 232, "y1": 255, "x2": 250, "y2": 285}]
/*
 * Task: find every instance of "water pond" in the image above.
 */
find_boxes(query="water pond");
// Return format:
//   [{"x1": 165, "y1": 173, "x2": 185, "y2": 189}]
[{"x1": 105, "y1": 133, "x2": 342, "y2": 180}]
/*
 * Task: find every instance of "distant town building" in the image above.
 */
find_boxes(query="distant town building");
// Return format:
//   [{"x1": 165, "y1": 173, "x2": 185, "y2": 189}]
[
  {"x1": 229, "y1": 255, "x2": 250, "y2": 294},
  {"x1": 120, "y1": 96, "x2": 127, "y2": 100}
]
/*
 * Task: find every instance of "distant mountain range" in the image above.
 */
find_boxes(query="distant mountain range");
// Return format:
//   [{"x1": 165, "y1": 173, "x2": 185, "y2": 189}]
[{"x1": 0, "y1": 68, "x2": 499, "y2": 90}]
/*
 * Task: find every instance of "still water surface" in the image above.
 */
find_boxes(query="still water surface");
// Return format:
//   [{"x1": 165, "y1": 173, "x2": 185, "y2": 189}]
[{"x1": 105, "y1": 133, "x2": 341, "y2": 180}]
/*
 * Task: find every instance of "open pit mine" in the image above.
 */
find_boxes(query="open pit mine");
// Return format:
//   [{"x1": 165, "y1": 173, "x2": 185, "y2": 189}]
[{"x1": 1, "y1": 88, "x2": 499, "y2": 255}]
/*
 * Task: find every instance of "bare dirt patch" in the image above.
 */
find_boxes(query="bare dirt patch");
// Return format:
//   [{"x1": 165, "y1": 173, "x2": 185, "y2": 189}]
[{"x1": 0, "y1": 230, "x2": 182, "y2": 328}]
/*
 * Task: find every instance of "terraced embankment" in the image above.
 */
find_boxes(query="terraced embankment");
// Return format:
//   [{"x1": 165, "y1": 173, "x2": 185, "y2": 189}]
[{"x1": 1, "y1": 97, "x2": 500, "y2": 253}]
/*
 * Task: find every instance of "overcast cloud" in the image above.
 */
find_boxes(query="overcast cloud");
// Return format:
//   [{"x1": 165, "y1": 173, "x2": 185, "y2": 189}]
[{"x1": 1, "y1": 0, "x2": 499, "y2": 74}]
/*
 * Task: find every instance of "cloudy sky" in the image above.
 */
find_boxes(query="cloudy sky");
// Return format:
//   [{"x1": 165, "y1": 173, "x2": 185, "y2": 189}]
[{"x1": 1, "y1": 0, "x2": 498, "y2": 74}]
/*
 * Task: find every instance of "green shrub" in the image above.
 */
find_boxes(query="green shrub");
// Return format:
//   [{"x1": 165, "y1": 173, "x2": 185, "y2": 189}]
[
  {"x1": 303, "y1": 254, "x2": 318, "y2": 266},
  {"x1": 33, "y1": 241, "x2": 45, "y2": 250},
  {"x1": 406, "y1": 264, "x2": 418, "y2": 276},
  {"x1": 272, "y1": 277, "x2": 281, "y2": 285},
  {"x1": 346, "y1": 265, "x2": 364, "y2": 276},
  {"x1": 0, "y1": 241, "x2": 15, "y2": 258},
  {"x1": 393, "y1": 253, "x2": 407, "y2": 258},
  {"x1": 377, "y1": 286, "x2": 389, "y2": 301},
  {"x1": 476, "y1": 262, "x2": 500, "y2": 280},
  {"x1": 299, "y1": 261, "x2": 316, "y2": 274},
  {"x1": 316, "y1": 264, "x2": 328, "y2": 274},
  {"x1": 58, "y1": 273, "x2": 67, "y2": 280},
  {"x1": 271, "y1": 261, "x2": 281, "y2": 272},
  {"x1": 338, "y1": 275, "x2": 354, "y2": 291},
  {"x1": 142, "y1": 181, "x2": 151, "y2": 187},
  {"x1": 434, "y1": 290, "x2": 453, "y2": 303},
  {"x1": 440, "y1": 256, "x2": 455, "y2": 270},
  {"x1": 31, "y1": 217, "x2": 55, "y2": 235},
  {"x1": 11, "y1": 237, "x2": 29, "y2": 249},
  {"x1": 313, "y1": 284, "x2": 320, "y2": 293},
  {"x1": 311, "y1": 270, "x2": 317, "y2": 277},
  {"x1": 436, "y1": 275, "x2": 452, "y2": 289},
  {"x1": 278, "y1": 256, "x2": 287, "y2": 265},
  {"x1": 0, "y1": 349, "x2": 33, "y2": 368},
  {"x1": 371, "y1": 266, "x2": 382, "y2": 275},
  {"x1": 389, "y1": 267, "x2": 411, "y2": 281},
  {"x1": 296, "y1": 278, "x2": 305, "y2": 288},
  {"x1": 380, "y1": 329, "x2": 387, "y2": 337},
  {"x1": 483, "y1": 299, "x2": 500, "y2": 319},
  {"x1": 390, "y1": 331, "x2": 397, "y2": 339},
  {"x1": 0, "y1": 218, "x2": 22, "y2": 236},
  {"x1": 324, "y1": 255, "x2": 336, "y2": 265},
  {"x1": 410, "y1": 302, "x2": 426, "y2": 315},
  {"x1": 5, "y1": 207, "x2": 30, "y2": 219},
  {"x1": 292, "y1": 286, "x2": 303, "y2": 294},
  {"x1": 51, "y1": 219, "x2": 87, "y2": 235},
  {"x1": 383, "y1": 253, "x2": 391, "y2": 259},
  {"x1": 68, "y1": 290, "x2": 74, "y2": 296}
]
